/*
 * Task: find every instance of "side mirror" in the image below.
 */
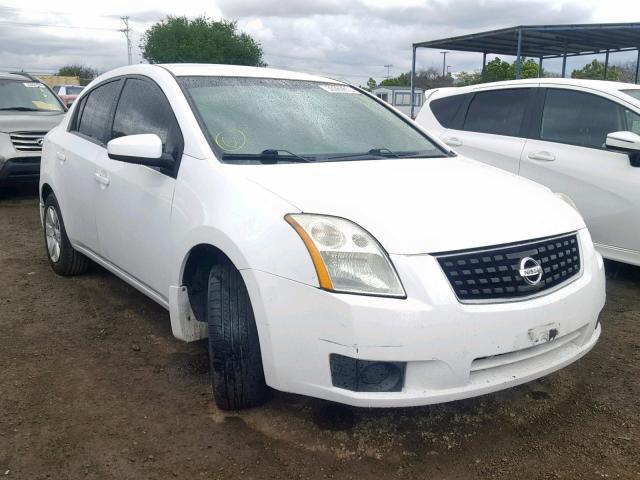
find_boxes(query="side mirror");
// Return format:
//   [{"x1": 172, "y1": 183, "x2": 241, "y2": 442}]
[
  {"x1": 605, "y1": 131, "x2": 640, "y2": 167},
  {"x1": 107, "y1": 134, "x2": 174, "y2": 169}
]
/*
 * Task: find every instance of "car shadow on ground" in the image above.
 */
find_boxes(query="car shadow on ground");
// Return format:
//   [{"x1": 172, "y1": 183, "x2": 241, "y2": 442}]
[{"x1": 0, "y1": 182, "x2": 39, "y2": 200}]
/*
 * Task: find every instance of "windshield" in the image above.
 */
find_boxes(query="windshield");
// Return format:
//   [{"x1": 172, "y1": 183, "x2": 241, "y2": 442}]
[
  {"x1": 178, "y1": 76, "x2": 445, "y2": 162},
  {"x1": 66, "y1": 86, "x2": 84, "y2": 95},
  {"x1": 621, "y1": 89, "x2": 640, "y2": 102},
  {"x1": 0, "y1": 79, "x2": 64, "y2": 112}
]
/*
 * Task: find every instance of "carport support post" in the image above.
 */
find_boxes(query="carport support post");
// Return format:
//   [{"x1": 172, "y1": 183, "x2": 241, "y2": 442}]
[
  {"x1": 561, "y1": 52, "x2": 567, "y2": 78},
  {"x1": 482, "y1": 52, "x2": 487, "y2": 76},
  {"x1": 410, "y1": 45, "x2": 417, "y2": 118},
  {"x1": 635, "y1": 48, "x2": 639, "y2": 84},
  {"x1": 515, "y1": 28, "x2": 522, "y2": 79},
  {"x1": 538, "y1": 56, "x2": 543, "y2": 78},
  {"x1": 604, "y1": 50, "x2": 610, "y2": 79}
]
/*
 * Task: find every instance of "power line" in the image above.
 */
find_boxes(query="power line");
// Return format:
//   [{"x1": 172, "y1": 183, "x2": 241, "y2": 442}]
[{"x1": 0, "y1": 20, "x2": 119, "y2": 32}]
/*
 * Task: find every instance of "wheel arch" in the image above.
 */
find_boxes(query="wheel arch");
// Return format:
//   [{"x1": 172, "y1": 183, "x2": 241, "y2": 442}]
[
  {"x1": 41, "y1": 182, "x2": 54, "y2": 203},
  {"x1": 180, "y1": 243, "x2": 240, "y2": 324}
]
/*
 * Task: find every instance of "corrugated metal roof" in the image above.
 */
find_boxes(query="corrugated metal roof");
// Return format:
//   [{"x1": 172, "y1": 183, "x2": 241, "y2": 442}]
[{"x1": 414, "y1": 23, "x2": 640, "y2": 58}]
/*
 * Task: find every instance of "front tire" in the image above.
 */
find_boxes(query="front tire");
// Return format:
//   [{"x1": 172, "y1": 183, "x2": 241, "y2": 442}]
[
  {"x1": 206, "y1": 261, "x2": 268, "y2": 410},
  {"x1": 43, "y1": 193, "x2": 90, "y2": 276}
]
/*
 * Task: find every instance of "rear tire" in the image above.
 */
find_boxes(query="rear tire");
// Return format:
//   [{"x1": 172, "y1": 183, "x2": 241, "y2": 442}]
[
  {"x1": 43, "y1": 193, "x2": 90, "y2": 276},
  {"x1": 206, "y1": 261, "x2": 268, "y2": 410}
]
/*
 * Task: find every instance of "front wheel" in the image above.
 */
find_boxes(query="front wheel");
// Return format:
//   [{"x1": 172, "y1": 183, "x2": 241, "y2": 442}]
[
  {"x1": 43, "y1": 193, "x2": 90, "y2": 276},
  {"x1": 206, "y1": 261, "x2": 268, "y2": 410}
]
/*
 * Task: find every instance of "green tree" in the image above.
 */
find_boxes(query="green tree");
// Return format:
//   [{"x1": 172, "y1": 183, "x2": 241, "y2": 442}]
[
  {"x1": 482, "y1": 57, "x2": 540, "y2": 82},
  {"x1": 141, "y1": 16, "x2": 265, "y2": 66},
  {"x1": 366, "y1": 77, "x2": 377, "y2": 91},
  {"x1": 508, "y1": 58, "x2": 539, "y2": 79},
  {"x1": 571, "y1": 59, "x2": 619, "y2": 81},
  {"x1": 454, "y1": 70, "x2": 482, "y2": 86},
  {"x1": 482, "y1": 57, "x2": 512, "y2": 82},
  {"x1": 379, "y1": 72, "x2": 411, "y2": 87},
  {"x1": 57, "y1": 64, "x2": 98, "y2": 85}
]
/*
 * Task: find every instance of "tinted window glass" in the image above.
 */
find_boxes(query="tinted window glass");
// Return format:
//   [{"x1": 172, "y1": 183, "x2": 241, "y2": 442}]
[
  {"x1": 77, "y1": 80, "x2": 120, "y2": 143},
  {"x1": 463, "y1": 89, "x2": 530, "y2": 136},
  {"x1": 541, "y1": 89, "x2": 637, "y2": 149},
  {"x1": 430, "y1": 94, "x2": 466, "y2": 128},
  {"x1": 112, "y1": 78, "x2": 182, "y2": 160}
]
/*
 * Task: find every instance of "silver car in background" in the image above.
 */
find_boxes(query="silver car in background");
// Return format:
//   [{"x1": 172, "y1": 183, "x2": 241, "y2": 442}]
[{"x1": 0, "y1": 72, "x2": 66, "y2": 186}]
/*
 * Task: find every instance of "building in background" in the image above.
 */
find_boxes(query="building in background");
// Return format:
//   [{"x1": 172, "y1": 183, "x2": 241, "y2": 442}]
[{"x1": 372, "y1": 86, "x2": 424, "y2": 117}]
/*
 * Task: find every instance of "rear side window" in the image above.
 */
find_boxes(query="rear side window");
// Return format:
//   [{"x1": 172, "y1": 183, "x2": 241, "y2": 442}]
[
  {"x1": 463, "y1": 89, "x2": 530, "y2": 136},
  {"x1": 75, "y1": 80, "x2": 121, "y2": 144},
  {"x1": 111, "y1": 78, "x2": 183, "y2": 161},
  {"x1": 430, "y1": 94, "x2": 466, "y2": 128},
  {"x1": 540, "y1": 89, "x2": 640, "y2": 149}
]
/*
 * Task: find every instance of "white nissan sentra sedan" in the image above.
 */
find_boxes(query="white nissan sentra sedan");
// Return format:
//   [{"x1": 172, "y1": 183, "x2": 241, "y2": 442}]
[{"x1": 40, "y1": 64, "x2": 605, "y2": 410}]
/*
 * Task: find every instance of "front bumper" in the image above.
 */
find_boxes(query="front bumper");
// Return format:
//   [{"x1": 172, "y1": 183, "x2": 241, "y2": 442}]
[
  {"x1": 0, "y1": 157, "x2": 41, "y2": 184},
  {"x1": 242, "y1": 229, "x2": 605, "y2": 407}
]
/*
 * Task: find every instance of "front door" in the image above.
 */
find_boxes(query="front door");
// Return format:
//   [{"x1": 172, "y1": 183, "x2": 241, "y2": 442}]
[
  {"x1": 93, "y1": 77, "x2": 183, "y2": 301},
  {"x1": 520, "y1": 87, "x2": 640, "y2": 255}
]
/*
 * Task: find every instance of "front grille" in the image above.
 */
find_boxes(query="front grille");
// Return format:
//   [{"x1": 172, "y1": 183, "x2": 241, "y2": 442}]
[
  {"x1": 435, "y1": 233, "x2": 581, "y2": 303},
  {"x1": 10, "y1": 131, "x2": 47, "y2": 152}
]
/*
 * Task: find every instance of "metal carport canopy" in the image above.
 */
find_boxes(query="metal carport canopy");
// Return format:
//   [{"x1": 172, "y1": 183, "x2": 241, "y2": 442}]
[{"x1": 410, "y1": 22, "x2": 640, "y2": 116}]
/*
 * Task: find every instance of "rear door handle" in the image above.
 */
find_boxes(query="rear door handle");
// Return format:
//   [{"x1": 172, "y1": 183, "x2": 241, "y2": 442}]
[
  {"x1": 56, "y1": 151, "x2": 66, "y2": 163},
  {"x1": 527, "y1": 151, "x2": 556, "y2": 162},
  {"x1": 443, "y1": 137, "x2": 463, "y2": 147},
  {"x1": 94, "y1": 172, "x2": 110, "y2": 187}
]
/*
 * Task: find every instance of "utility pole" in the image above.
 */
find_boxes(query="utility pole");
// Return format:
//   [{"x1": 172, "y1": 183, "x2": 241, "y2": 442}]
[
  {"x1": 384, "y1": 64, "x2": 393, "y2": 79},
  {"x1": 120, "y1": 16, "x2": 132, "y2": 65},
  {"x1": 440, "y1": 51, "x2": 448, "y2": 77}
]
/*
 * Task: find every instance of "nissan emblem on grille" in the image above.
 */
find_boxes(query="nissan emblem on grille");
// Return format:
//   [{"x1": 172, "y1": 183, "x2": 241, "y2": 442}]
[{"x1": 519, "y1": 257, "x2": 543, "y2": 285}]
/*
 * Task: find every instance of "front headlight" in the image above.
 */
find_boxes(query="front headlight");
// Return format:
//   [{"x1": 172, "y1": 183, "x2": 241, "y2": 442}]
[{"x1": 285, "y1": 214, "x2": 405, "y2": 298}]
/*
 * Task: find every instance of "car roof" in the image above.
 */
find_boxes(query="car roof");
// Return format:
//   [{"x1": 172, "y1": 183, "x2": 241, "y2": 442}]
[
  {"x1": 0, "y1": 72, "x2": 33, "y2": 81},
  {"x1": 437, "y1": 77, "x2": 640, "y2": 95},
  {"x1": 93, "y1": 63, "x2": 342, "y2": 85}
]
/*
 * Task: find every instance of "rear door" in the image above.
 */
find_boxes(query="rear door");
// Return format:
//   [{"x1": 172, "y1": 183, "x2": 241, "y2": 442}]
[
  {"x1": 93, "y1": 76, "x2": 183, "y2": 301},
  {"x1": 520, "y1": 86, "x2": 640, "y2": 254},
  {"x1": 55, "y1": 78, "x2": 122, "y2": 251},
  {"x1": 440, "y1": 87, "x2": 534, "y2": 173}
]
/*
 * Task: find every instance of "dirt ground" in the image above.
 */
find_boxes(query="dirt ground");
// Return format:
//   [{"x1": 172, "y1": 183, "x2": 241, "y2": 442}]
[{"x1": 1, "y1": 184, "x2": 639, "y2": 480}]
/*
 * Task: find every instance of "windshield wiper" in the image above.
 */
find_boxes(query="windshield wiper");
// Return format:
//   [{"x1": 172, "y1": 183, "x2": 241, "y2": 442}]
[
  {"x1": 223, "y1": 149, "x2": 313, "y2": 164},
  {"x1": 0, "y1": 106, "x2": 41, "y2": 111},
  {"x1": 327, "y1": 148, "x2": 406, "y2": 160}
]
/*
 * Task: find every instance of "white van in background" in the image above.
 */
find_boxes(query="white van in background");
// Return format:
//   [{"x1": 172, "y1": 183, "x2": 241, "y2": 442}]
[{"x1": 417, "y1": 78, "x2": 640, "y2": 266}]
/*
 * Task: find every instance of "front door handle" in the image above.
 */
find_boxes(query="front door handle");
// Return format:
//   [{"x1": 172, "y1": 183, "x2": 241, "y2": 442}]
[
  {"x1": 443, "y1": 137, "x2": 463, "y2": 147},
  {"x1": 94, "y1": 172, "x2": 110, "y2": 187},
  {"x1": 527, "y1": 151, "x2": 556, "y2": 162},
  {"x1": 56, "y1": 151, "x2": 66, "y2": 163}
]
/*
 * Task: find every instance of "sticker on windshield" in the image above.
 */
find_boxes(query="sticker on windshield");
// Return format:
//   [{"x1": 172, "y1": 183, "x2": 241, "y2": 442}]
[
  {"x1": 23, "y1": 82, "x2": 43, "y2": 88},
  {"x1": 215, "y1": 129, "x2": 247, "y2": 151},
  {"x1": 31, "y1": 101, "x2": 59, "y2": 111},
  {"x1": 318, "y1": 84, "x2": 357, "y2": 93}
]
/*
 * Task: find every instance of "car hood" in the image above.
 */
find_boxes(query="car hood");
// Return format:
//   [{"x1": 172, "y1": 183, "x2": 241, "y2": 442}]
[
  {"x1": 244, "y1": 156, "x2": 586, "y2": 255},
  {"x1": 0, "y1": 112, "x2": 65, "y2": 133}
]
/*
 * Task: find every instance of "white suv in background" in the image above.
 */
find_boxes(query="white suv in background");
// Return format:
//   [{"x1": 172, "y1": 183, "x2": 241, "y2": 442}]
[
  {"x1": 417, "y1": 79, "x2": 640, "y2": 266},
  {"x1": 40, "y1": 64, "x2": 604, "y2": 410}
]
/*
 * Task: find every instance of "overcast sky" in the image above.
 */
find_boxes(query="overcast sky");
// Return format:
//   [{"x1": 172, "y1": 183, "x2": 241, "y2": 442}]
[{"x1": 0, "y1": 0, "x2": 639, "y2": 84}]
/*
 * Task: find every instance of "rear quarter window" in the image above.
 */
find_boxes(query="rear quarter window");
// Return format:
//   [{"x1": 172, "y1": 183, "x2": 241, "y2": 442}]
[
  {"x1": 429, "y1": 94, "x2": 466, "y2": 128},
  {"x1": 463, "y1": 88, "x2": 530, "y2": 137}
]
